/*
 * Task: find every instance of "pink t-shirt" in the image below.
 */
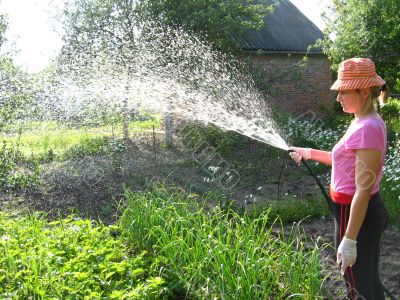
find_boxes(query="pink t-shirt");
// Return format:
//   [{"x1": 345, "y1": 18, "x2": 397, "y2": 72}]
[{"x1": 331, "y1": 113, "x2": 387, "y2": 197}]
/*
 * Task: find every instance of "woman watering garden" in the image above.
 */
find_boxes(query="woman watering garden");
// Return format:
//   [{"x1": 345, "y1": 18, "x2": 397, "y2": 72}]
[{"x1": 290, "y1": 58, "x2": 389, "y2": 300}]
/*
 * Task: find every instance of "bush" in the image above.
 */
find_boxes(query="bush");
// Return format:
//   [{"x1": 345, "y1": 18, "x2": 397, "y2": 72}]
[
  {"x1": 382, "y1": 137, "x2": 400, "y2": 227},
  {"x1": 380, "y1": 97, "x2": 400, "y2": 120},
  {"x1": 0, "y1": 141, "x2": 40, "y2": 192},
  {"x1": 381, "y1": 98, "x2": 400, "y2": 142},
  {"x1": 181, "y1": 123, "x2": 248, "y2": 156},
  {"x1": 62, "y1": 137, "x2": 127, "y2": 160},
  {"x1": 284, "y1": 117, "x2": 347, "y2": 150}
]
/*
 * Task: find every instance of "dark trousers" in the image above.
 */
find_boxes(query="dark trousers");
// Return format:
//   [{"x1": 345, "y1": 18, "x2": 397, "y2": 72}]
[{"x1": 331, "y1": 193, "x2": 389, "y2": 300}]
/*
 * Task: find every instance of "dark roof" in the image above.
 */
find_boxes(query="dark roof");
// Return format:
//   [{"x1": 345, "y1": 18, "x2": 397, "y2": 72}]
[{"x1": 238, "y1": 0, "x2": 324, "y2": 53}]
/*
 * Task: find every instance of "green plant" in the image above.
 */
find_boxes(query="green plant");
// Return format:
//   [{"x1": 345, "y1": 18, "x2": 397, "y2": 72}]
[
  {"x1": 181, "y1": 123, "x2": 248, "y2": 156},
  {"x1": 120, "y1": 185, "x2": 329, "y2": 299},
  {"x1": 382, "y1": 136, "x2": 400, "y2": 228},
  {"x1": 268, "y1": 196, "x2": 331, "y2": 223},
  {"x1": 381, "y1": 98, "x2": 400, "y2": 136},
  {"x1": 285, "y1": 117, "x2": 347, "y2": 150},
  {"x1": 0, "y1": 141, "x2": 40, "y2": 192},
  {"x1": 0, "y1": 212, "x2": 167, "y2": 299},
  {"x1": 63, "y1": 137, "x2": 127, "y2": 160}
]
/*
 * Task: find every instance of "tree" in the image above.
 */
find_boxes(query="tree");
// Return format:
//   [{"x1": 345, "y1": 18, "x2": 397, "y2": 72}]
[
  {"x1": 135, "y1": 0, "x2": 274, "y2": 52},
  {"x1": 58, "y1": 0, "x2": 274, "y2": 142},
  {"x1": 0, "y1": 14, "x2": 7, "y2": 48},
  {"x1": 59, "y1": 0, "x2": 139, "y2": 67},
  {"x1": 319, "y1": 0, "x2": 400, "y2": 91},
  {"x1": 60, "y1": 0, "x2": 274, "y2": 63},
  {"x1": 0, "y1": 16, "x2": 42, "y2": 131},
  {"x1": 0, "y1": 57, "x2": 40, "y2": 131}
]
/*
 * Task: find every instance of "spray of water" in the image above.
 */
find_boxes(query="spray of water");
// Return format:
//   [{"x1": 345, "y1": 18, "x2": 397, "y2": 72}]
[{"x1": 3, "y1": 20, "x2": 289, "y2": 151}]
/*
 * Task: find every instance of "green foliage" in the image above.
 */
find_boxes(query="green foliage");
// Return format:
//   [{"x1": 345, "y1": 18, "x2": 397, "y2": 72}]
[
  {"x1": 267, "y1": 196, "x2": 331, "y2": 223},
  {"x1": 381, "y1": 178, "x2": 400, "y2": 229},
  {"x1": 136, "y1": 0, "x2": 274, "y2": 52},
  {"x1": 0, "y1": 57, "x2": 33, "y2": 130},
  {"x1": 285, "y1": 117, "x2": 347, "y2": 150},
  {"x1": 181, "y1": 123, "x2": 248, "y2": 156},
  {"x1": 0, "y1": 213, "x2": 166, "y2": 299},
  {"x1": 62, "y1": 136, "x2": 127, "y2": 160},
  {"x1": 319, "y1": 0, "x2": 400, "y2": 91},
  {"x1": 0, "y1": 14, "x2": 7, "y2": 48},
  {"x1": 120, "y1": 186, "x2": 328, "y2": 299},
  {"x1": 381, "y1": 97, "x2": 400, "y2": 136},
  {"x1": 60, "y1": 0, "x2": 273, "y2": 65},
  {"x1": 382, "y1": 136, "x2": 400, "y2": 227},
  {"x1": 2, "y1": 118, "x2": 161, "y2": 160},
  {"x1": 0, "y1": 141, "x2": 41, "y2": 192}
]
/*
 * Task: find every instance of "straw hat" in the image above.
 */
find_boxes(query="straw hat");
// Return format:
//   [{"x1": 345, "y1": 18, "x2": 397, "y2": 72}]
[{"x1": 330, "y1": 58, "x2": 385, "y2": 91}]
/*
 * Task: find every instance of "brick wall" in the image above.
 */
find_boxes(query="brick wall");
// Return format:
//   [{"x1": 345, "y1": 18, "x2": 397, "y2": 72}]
[{"x1": 248, "y1": 53, "x2": 334, "y2": 117}]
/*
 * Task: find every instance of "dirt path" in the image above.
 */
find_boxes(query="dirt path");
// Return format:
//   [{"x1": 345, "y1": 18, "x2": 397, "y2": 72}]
[{"x1": 296, "y1": 218, "x2": 400, "y2": 299}]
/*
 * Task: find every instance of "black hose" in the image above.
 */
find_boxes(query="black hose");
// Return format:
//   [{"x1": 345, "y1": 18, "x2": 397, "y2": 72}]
[
  {"x1": 287, "y1": 150, "x2": 396, "y2": 300},
  {"x1": 299, "y1": 158, "x2": 333, "y2": 215}
]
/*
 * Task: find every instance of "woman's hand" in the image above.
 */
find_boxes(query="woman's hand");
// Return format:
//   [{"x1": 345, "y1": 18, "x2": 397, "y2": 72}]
[
  {"x1": 337, "y1": 237, "x2": 357, "y2": 275},
  {"x1": 289, "y1": 147, "x2": 311, "y2": 165}
]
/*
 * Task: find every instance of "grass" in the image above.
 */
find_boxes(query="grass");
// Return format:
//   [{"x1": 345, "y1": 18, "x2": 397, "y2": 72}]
[
  {"x1": 0, "y1": 212, "x2": 166, "y2": 299},
  {"x1": 0, "y1": 117, "x2": 162, "y2": 159},
  {"x1": 260, "y1": 196, "x2": 331, "y2": 223},
  {"x1": 120, "y1": 186, "x2": 330, "y2": 299}
]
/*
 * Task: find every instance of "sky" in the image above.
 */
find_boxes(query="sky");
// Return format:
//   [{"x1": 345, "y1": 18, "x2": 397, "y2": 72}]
[{"x1": 0, "y1": 0, "x2": 331, "y2": 74}]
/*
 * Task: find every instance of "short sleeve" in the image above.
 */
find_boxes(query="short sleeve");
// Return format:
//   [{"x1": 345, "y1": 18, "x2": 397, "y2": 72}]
[{"x1": 344, "y1": 125, "x2": 384, "y2": 151}]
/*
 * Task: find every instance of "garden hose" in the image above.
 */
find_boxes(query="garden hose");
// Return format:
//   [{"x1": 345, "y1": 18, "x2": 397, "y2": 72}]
[{"x1": 287, "y1": 149, "x2": 396, "y2": 300}]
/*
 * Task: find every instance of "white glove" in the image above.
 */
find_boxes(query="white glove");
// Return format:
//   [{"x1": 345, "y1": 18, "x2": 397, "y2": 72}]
[
  {"x1": 337, "y1": 236, "x2": 357, "y2": 275},
  {"x1": 289, "y1": 147, "x2": 312, "y2": 165}
]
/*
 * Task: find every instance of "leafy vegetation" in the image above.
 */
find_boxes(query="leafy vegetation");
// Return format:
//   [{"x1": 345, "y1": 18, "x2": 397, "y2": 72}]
[
  {"x1": 0, "y1": 212, "x2": 166, "y2": 299},
  {"x1": 135, "y1": 0, "x2": 274, "y2": 52},
  {"x1": 0, "y1": 141, "x2": 41, "y2": 192},
  {"x1": 60, "y1": 0, "x2": 274, "y2": 63},
  {"x1": 381, "y1": 98, "x2": 400, "y2": 135},
  {"x1": 1, "y1": 116, "x2": 161, "y2": 159},
  {"x1": 267, "y1": 196, "x2": 331, "y2": 223},
  {"x1": 0, "y1": 14, "x2": 7, "y2": 47},
  {"x1": 319, "y1": 0, "x2": 400, "y2": 91},
  {"x1": 382, "y1": 137, "x2": 400, "y2": 226}
]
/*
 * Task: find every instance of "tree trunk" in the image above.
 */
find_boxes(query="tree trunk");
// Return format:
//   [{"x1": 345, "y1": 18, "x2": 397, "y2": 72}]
[{"x1": 165, "y1": 97, "x2": 174, "y2": 147}]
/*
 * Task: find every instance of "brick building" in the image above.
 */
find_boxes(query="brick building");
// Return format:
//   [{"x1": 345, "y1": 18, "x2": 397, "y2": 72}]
[{"x1": 238, "y1": 0, "x2": 333, "y2": 116}]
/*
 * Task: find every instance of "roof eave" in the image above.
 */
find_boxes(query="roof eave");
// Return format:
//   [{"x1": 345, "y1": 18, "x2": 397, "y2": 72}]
[{"x1": 242, "y1": 49, "x2": 325, "y2": 55}]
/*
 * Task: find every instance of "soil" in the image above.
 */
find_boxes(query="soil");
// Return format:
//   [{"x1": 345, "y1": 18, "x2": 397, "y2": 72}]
[
  {"x1": 1, "y1": 131, "x2": 399, "y2": 299},
  {"x1": 292, "y1": 218, "x2": 400, "y2": 299}
]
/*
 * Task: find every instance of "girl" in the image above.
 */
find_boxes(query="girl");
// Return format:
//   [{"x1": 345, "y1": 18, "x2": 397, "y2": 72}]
[{"x1": 290, "y1": 58, "x2": 389, "y2": 299}]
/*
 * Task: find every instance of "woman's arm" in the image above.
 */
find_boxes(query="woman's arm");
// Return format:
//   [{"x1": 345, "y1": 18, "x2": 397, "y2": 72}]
[
  {"x1": 344, "y1": 149, "x2": 382, "y2": 240},
  {"x1": 289, "y1": 147, "x2": 332, "y2": 166},
  {"x1": 310, "y1": 149, "x2": 332, "y2": 166}
]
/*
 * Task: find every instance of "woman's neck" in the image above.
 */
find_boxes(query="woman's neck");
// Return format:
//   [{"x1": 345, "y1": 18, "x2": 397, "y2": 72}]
[{"x1": 354, "y1": 110, "x2": 377, "y2": 119}]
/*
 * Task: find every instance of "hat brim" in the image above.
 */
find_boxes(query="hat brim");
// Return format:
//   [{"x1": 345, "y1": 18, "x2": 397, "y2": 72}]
[{"x1": 330, "y1": 75, "x2": 386, "y2": 90}]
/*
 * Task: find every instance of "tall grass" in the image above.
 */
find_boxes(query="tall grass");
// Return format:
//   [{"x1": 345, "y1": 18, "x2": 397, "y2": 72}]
[{"x1": 120, "y1": 186, "x2": 329, "y2": 299}]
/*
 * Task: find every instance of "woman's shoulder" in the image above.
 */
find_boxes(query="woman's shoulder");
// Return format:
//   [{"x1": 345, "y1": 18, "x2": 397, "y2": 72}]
[
  {"x1": 354, "y1": 113, "x2": 385, "y2": 129},
  {"x1": 346, "y1": 113, "x2": 386, "y2": 139}
]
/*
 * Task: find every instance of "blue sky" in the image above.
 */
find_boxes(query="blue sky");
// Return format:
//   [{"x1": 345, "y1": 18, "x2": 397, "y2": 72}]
[{"x1": 0, "y1": 0, "x2": 330, "y2": 73}]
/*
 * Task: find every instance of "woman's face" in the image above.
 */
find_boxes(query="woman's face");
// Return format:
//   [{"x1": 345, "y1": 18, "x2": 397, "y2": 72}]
[{"x1": 336, "y1": 89, "x2": 366, "y2": 114}]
